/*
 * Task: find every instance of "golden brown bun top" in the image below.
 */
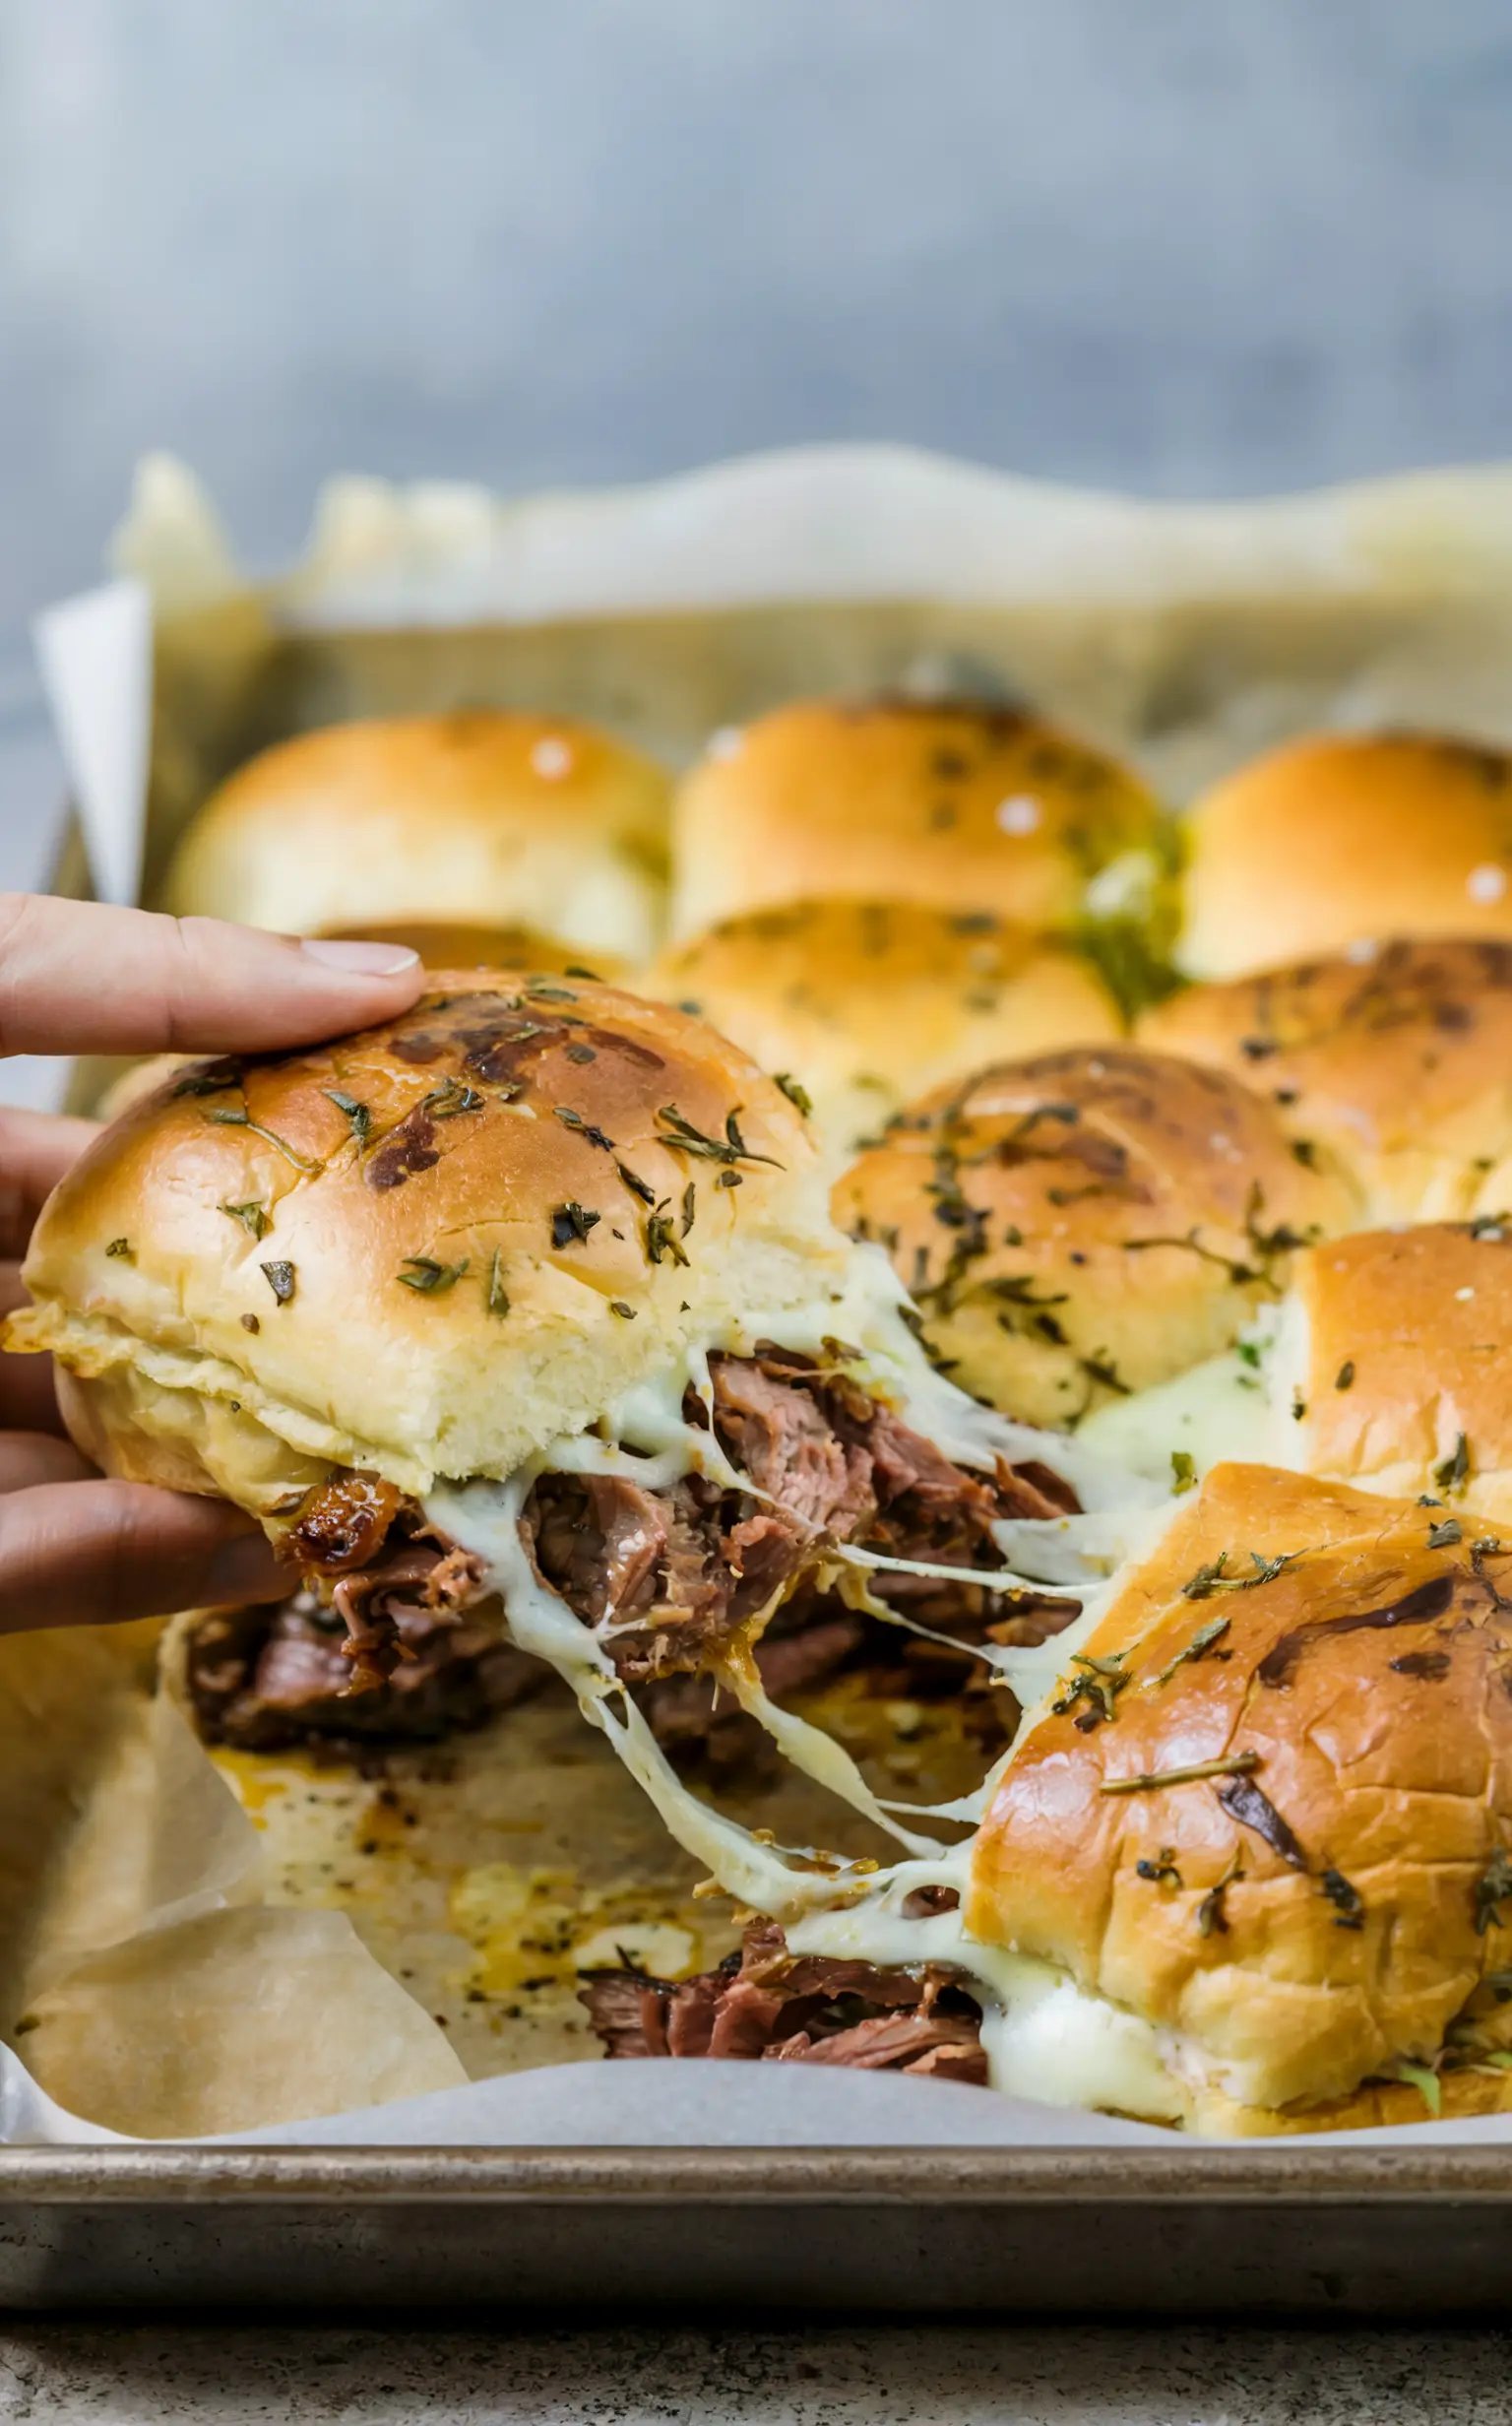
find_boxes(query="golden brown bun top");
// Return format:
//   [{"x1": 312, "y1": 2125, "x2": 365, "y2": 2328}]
[
  {"x1": 832, "y1": 1047, "x2": 1355, "y2": 1426},
  {"x1": 161, "y1": 713, "x2": 672, "y2": 963},
  {"x1": 968, "y1": 1461, "x2": 1512, "y2": 2114},
  {"x1": 1294, "y1": 1221, "x2": 1512, "y2": 1517},
  {"x1": 645, "y1": 899, "x2": 1121, "y2": 1163},
  {"x1": 1179, "y1": 733, "x2": 1512, "y2": 982},
  {"x1": 1140, "y1": 935, "x2": 1512, "y2": 1222},
  {"x1": 670, "y1": 697, "x2": 1166, "y2": 940},
  {"x1": 14, "y1": 972, "x2": 828, "y2": 1502}
]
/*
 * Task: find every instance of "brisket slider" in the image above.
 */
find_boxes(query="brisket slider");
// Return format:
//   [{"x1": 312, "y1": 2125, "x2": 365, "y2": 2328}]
[{"x1": 9, "y1": 971, "x2": 1102, "y2": 1767}]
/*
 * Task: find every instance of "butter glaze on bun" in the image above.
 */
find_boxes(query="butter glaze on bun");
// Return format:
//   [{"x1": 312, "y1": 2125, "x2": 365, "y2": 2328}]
[
  {"x1": 967, "y1": 1462, "x2": 1512, "y2": 2130},
  {"x1": 670, "y1": 698, "x2": 1167, "y2": 945},
  {"x1": 1291, "y1": 1222, "x2": 1512, "y2": 1521},
  {"x1": 1178, "y1": 733, "x2": 1512, "y2": 982},
  {"x1": 162, "y1": 714, "x2": 671, "y2": 965},
  {"x1": 1140, "y1": 936, "x2": 1512, "y2": 1223},
  {"x1": 833, "y1": 1048, "x2": 1355, "y2": 1426},
  {"x1": 10, "y1": 973, "x2": 826, "y2": 1510},
  {"x1": 645, "y1": 900, "x2": 1121, "y2": 1162}
]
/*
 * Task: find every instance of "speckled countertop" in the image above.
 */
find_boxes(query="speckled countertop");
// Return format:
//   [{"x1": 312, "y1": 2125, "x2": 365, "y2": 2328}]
[{"x1": 2, "y1": 2324, "x2": 1511, "y2": 2422}]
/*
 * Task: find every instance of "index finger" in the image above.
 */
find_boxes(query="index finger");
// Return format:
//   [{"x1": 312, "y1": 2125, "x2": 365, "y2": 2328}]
[{"x1": 0, "y1": 895, "x2": 425, "y2": 1059}]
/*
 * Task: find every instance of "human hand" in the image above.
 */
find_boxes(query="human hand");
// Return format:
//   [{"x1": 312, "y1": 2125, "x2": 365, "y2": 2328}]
[{"x1": 0, "y1": 892, "x2": 425, "y2": 1631}]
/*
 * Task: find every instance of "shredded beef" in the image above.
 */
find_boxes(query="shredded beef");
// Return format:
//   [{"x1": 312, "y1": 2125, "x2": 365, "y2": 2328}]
[{"x1": 580, "y1": 1921, "x2": 988, "y2": 2085}]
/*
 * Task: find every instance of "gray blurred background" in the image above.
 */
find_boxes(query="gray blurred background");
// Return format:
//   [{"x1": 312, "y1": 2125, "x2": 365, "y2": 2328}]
[{"x1": 3, "y1": 0, "x2": 1512, "y2": 881}]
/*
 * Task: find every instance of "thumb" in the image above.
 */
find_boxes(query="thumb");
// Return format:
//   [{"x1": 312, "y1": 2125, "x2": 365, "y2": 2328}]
[{"x1": 0, "y1": 1480, "x2": 286, "y2": 1634}]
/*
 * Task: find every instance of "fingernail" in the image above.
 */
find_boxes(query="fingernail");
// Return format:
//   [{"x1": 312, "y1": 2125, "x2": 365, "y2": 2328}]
[
  {"x1": 301, "y1": 937, "x2": 421, "y2": 977},
  {"x1": 205, "y1": 1528, "x2": 286, "y2": 1606}
]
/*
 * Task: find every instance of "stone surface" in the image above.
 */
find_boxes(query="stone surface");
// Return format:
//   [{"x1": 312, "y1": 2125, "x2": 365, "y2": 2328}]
[{"x1": 3, "y1": 2322, "x2": 1512, "y2": 2421}]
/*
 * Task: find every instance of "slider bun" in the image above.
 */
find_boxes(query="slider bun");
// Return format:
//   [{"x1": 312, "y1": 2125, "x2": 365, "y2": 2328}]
[
  {"x1": 833, "y1": 1048, "x2": 1355, "y2": 1427},
  {"x1": 967, "y1": 1461, "x2": 1512, "y2": 2123},
  {"x1": 670, "y1": 698, "x2": 1168, "y2": 943},
  {"x1": 10, "y1": 974, "x2": 828, "y2": 1514},
  {"x1": 1179, "y1": 734, "x2": 1512, "y2": 982},
  {"x1": 645, "y1": 900, "x2": 1121, "y2": 1163},
  {"x1": 1292, "y1": 1221, "x2": 1512, "y2": 1522},
  {"x1": 162, "y1": 713, "x2": 672, "y2": 964},
  {"x1": 1140, "y1": 936, "x2": 1512, "y2": 1222}
]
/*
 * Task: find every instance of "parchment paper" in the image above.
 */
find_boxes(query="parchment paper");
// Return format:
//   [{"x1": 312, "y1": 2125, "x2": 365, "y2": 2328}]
[{"x1": 19, "y1": 442, "x2": 1512, "y2": 2146}]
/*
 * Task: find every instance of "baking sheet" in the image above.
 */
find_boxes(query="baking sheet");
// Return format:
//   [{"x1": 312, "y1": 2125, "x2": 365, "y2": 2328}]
[{"x1": 20, "y1": 442, "x2": 1512, "y2": 2149}]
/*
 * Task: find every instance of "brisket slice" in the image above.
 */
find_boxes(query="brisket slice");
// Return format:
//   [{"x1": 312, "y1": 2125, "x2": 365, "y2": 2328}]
[{"x1": 581, "y1": 1921, "x2": 987, "y2": 2085}]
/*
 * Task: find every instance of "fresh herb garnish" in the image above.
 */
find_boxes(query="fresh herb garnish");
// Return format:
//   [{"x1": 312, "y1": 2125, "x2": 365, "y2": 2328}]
[
  {"x1": 1321, "y1": 1869, "x2": 1364, "y2": 1930},
  {"x1": 260, "y1": 1259, "x2": 296, "y2": 1305},
  {"x1": 680, "y1": 1181, "x2": 696, "y2": 1239},
  {"x1": 774, "y1": 1072, "x2": 814, "y2": 1118},
  {"x1": 1427, "y1": 1517, "x2": 1463, "y2": 1550},
  {"x1": 564, "y1": 1043, "x2": 597, "y2": 1064},
  {"x1": 203, "y1": 1108, "x2": 322, "y2": 1175},
  {"x1": 423, "y1": 1078, "x2": 485, "y2": 1119},
  {"x1": 220, "y1": 1200, "x2": 271, "y2": 1241},
  {"x1": 1471, "y1": 1216, "x2": 1507, "y2": 1242},
  {"x1": 554, "y1": 1107, "x2": 614, "y2": 1151},
  {"x1": 1050, "y1": 1650, "x2": 1129, "y2": 1730},
  {"x1": 1236, "y1": 1339, "x2": 1262, "y2": 1370},
  {"x1": 1335, "y1": 1360, "x2": 1355, "y2": 1391},
  {"x1": 1148, "y1": 1614, "x2": 1229, "y2": 1687},
  {"x1": 615, "y1": 1161, "x2": 658, "y2": 1207},
  {"x1": 1435, "y1": 1433, "x2": 1472, "y2": 1497},
  {"x1": 1101, "y1": 1751, "x2": 1261, "y2": 1797},
  {"x1": 1476, "y1": 1847, "x2": 1512, "y2": 1935},
  {"x1": 656, "y1": 1103, "x2": 781, "y2": 1169},
  {"x1": 1197, "y1": 1850, "x2": 1244, "y2": 1938},
  {"x1": 1217, "y1": 1773, "x2": 1308, "y2": 1870},
  {"x1": 563, "y1": 967, "x2": 600, "y2": 983},
  {"x1": 1136, "y1": 1850, "x2": 1183, "y2": 1887},
  {"x1": 173, "y1": 1069, "x2": 237, "y2": 1097},
  {"x1": 240, "y1": 1312, "x2": 260, "y2": 1333},
  {"x1": 1170, "y1": 1450, "x2": 1198, "y2": 1496},
  {"x1": 1180, "y1": 1550, "x2": 1294, "y2": 1601},
  {"x1": 324, "y1": 1090, "x2": 372, "y2": 1145},
  {"x1": 485, "y1": 1249, "x2": 510, "y2": 1318},
  {"x1": 1390, "y1": 2061, "x2": 1442, "y2": 2118},
  {"x1": 646, "y1": 1207, "x2": 690, "y2": 1268},
  {"x1": 718, "y1": 1170, "x2": 742, "y2": 1188},
  {"x1": 609, "y1": 1300, "x2": 636, "y2": 1319},
  {"x1": 551, "y1": 1202, "x2": 600, "y2": 1248},
  {"x1": 525, "y1": 983, "x2": 579, "y2": 1002},
  {"x1": 398, "y1": 1254, "x2": 469, "y2": 1293},
  {"x1": 104, "y1": 1237, "x2": 132, "y2": 1259}
]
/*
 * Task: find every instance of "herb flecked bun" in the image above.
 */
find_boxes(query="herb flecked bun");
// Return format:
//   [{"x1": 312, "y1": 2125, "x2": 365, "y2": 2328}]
[
  {"x1": 644, "y1": 899, "x2": 1122, "y2": 1164},
  {"x1": 161, "y1": 713, "x2": 672, "y2": 965},
  {"x1": 1139, "y1": 936, "x2": 1512, "y2": 1225},
  {"x1": 669, "y1": 698, "x2": 1168, "y2": 944},
  {"x1": 832, "y1": 1048, "x2": 1355, "y2": 1428},
  {"x1": 1287, "y1": 1222, "x2": 1512, "y2": 1521},
  {"x1": 8, "y1": 974, "x2": 830, "y2": 1513},
  {"x1": 967, "y1": 1461, "x2": 1512, "y2": 2132},
  {"x1": 1177, "y1": 733, "x2": 1512, "y2": 983}
]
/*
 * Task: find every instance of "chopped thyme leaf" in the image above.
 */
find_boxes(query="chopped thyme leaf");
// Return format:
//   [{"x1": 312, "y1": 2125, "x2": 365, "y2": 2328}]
[
  {"x1": 680, "y1": 1181, "x2": 697, "y2": 1238},
  {"x1": 220, "y1": 1200, "x2": 271, "y2": 1241},
  {"x1": 1321, "y1": 1868, "x2": 1364, "y2": 1930},
  {"x1": 774, "y1": 1071, "x2": 814, "y2": 1117},
  {"x1": 1051, "y1": 1649, "x2": 1129, "y2": 1730},
  {"x1": 1418, "y1": 1495, "x2": 1444, "y2": 1507},
  {"x1": 1475, "y1": 1847, "x2": 1512, "y2": 1935},
  {"x1": 554, "y1": 1107, "x2": 615, "y2": 1151},
  {"x1": 1291, "y1": 1137, "x2": 1319, "y2": 1169},
  {"x1": 1435, "y1": 1433, "x2": 1472, "y2": 1497},
  {"x1": 1235, "y1": 1339, "x2": 1262, "y2": 1370},
  {"x1": 398, "y1": 1254, "x2": 469, "y2": 1293},
  {"x1": 609, "y1": 1300, "x2": 637, "y2": 1319},
  {"x1": 324, "y1": 1090, "x2": 372, "y2": 1145},
  {"x1": 1196, "y1": 1850, "x2": 1244, "y2": 1938},
  {"x1": 1427, "y1": 1517, "x2": 1463, "y2": 1550},
  {"x1": 656, "y1": 1102, "x2": 781, "y2": 1169},
  {"x1": 1180, "y1": 1550, "x2": 1294, "y2": 1601},
  {"x1": 646, "y1": 1207, "x2": 690, "y2": 1268},
  {"x1": 718, "y1": 1170, "x2": 742, "y2": 1188},
  {"x1": 173, "y1": 1068, "x2": 237, "y2": 1097},
  {"x1": 525, "y1": 983, "x2": 579, "y2": 1002},
  {"x1": 203, "y1": 1108, "x2": 322, "y2": 1174},
  {"x1": 1149, "y1": 1614, "x2": 1229, "y2": 1687},
  {"x1": 423, "y1": 1078, "x2": 485, "y2": 1118},
  {"x1": 1169, "y1": 1450, "x2": 1198, "y2": 1496},
  {"x1": 551, "y1": 1203, "x2": 600, "y2": 1248},
  {"x1": 564, "y1": 1043, "x2": 597, "y2": 1064},
  {"x1": 259, "y1": 1259, "x2": 296, "y2": 1305},
  {"x1": 104, "y1": 1237, "x2": 132, "y2": 1259},
  {"x1": 1101, "y1": 1751, "x2": 1262, "y2": 1797},
  {"x1": 240, "y1": 1312, "x2": 260, "y2": 1333},
  {"x1": 485, "y1": 1249, "x2": 510, "y2": 1318},
  {"x1": 1136, "y1": 1850, "x2": 1183, "y2": 1887},
  {"x1": 615, "y1": 1161, "x2": 658, "y2": 1207},
  {"x1": 1335, "y1": 1360, "x2": 1355, "y2": 1391},
  {"x1": 1291, "y1": 1391, "x2": 1307, "y2": 1421},
  {"x1": 562, "y1": 966, "x2": 600, "y2": 983}
]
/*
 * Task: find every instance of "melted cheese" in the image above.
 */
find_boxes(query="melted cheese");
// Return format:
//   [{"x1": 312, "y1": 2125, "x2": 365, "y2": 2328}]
[{"x1": 1076, "y1": 1296, "x2": 1310, "y2": 1488}]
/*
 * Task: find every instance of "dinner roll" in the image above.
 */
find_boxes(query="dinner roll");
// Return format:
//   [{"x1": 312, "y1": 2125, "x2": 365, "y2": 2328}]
[
  {"x1": 10, "y1": 972, "x2": 824, "y2": 1510},
  {"x1": 1178, "y1": 733, "x2": 1512, "y2": 982},
  {"x1": 162, "y1": 713, "x2": 672, "y2": 964},
  {"x1": 833, "y1": 1048, "x2": 1355, "y2": 1427},
  {"x1": 1140, "y1": 936, "x2": 1512, "y2": 1223},
  {"x1": 645, "y1": 900, "x2": 1121, "y2": 1164},
  {"x1": 669, "y1": 699, "x2": 1170, "y2": 961},
  {"x1": 968, "y1": 1461, "x2": 1512, "y2": 2129}
]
